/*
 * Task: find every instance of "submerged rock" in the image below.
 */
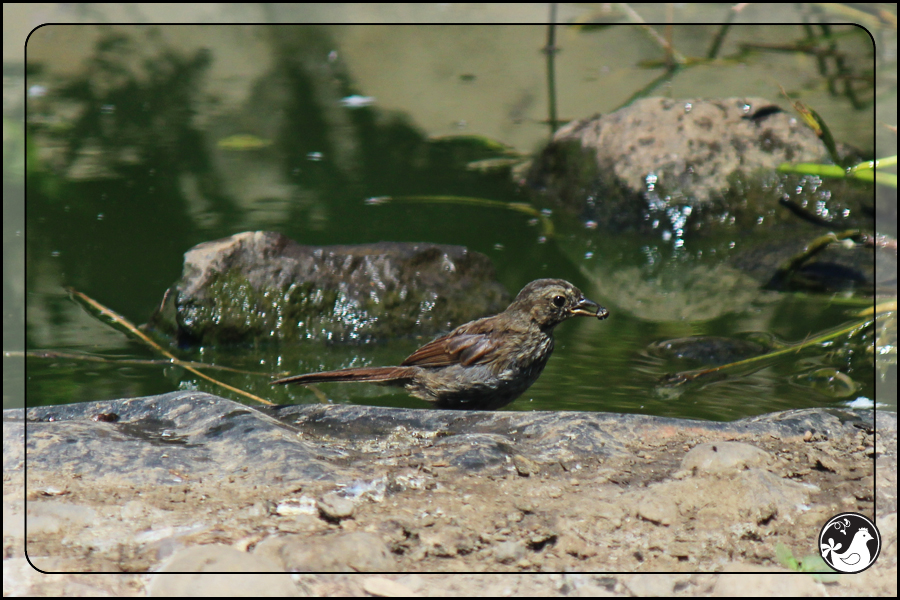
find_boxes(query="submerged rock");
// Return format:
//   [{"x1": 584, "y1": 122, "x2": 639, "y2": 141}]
[
  {"x1": 146, "y1": 231, "x2": 509, "y2": 346},
  {"x1": 648, "y1": 335, "x2": 770, "y2": 366}
]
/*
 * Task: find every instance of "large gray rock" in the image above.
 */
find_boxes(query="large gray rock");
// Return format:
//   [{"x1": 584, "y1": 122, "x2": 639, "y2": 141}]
[
  {"x1": 146, "y1": 231, "x2": 510, "y2": 345},
  {"x1": 527, "y1": 97, "x2": 870, "y2": 234}
]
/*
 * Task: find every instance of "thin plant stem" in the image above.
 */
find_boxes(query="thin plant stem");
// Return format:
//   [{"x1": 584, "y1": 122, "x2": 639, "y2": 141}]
[
  {"x1": 15, "y1": 350, "x2": 262, "y2": 374},
  {"x1": 664, "y1": 317, "x2": 873, "y2": 385},
  {"x1": 66, "y1": 288, "x2": 275, "y2": 405},
  {"x1": 365, "y1": 195, "x2": 555, "y2": 237},
  {"x1": 545, "y1": 4, "x2": 559, "y2": 135}
]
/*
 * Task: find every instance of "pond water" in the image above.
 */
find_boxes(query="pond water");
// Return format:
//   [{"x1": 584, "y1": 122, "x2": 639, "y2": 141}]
[{"x1": 16, "y1": 17, "x2": 895, "y2": 419}]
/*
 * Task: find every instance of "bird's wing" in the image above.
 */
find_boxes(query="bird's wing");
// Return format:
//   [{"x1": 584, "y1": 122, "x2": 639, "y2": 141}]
[{"x1": 401, "y1": 325, "x2": 507, "y2": 368}]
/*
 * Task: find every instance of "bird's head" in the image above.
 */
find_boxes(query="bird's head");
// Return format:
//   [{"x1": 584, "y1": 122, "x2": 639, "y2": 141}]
[{"x1": 509, "y1": 279, "x2": 609, "y2": 330}]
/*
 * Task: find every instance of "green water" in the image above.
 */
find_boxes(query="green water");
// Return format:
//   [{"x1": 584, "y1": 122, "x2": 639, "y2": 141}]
[{"x1": 18, "y1": 22, "x2": 891, "y2": 419}]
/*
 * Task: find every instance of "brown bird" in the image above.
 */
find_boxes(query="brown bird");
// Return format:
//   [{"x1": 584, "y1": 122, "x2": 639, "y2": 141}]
[{"x1": 272, "y1": 279, "x2": 609, "y2": 410}]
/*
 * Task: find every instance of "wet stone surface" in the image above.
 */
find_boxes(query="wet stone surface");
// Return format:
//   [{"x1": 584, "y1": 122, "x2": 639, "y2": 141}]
[
  {"x1": 526, "y1": 96, "x2": 871, "y2": 236},
  {"x1": 146, "y1": 231, "x2": 510, "y2": 346},
  {"x1": 4, "y1": 391, "x2": 894, "y2": 590}
]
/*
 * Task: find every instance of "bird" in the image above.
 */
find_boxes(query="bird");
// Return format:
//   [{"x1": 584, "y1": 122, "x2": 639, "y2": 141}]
[
  {"x1": 272, "y1": 279, "x2": 609, "y2": 410},
  {"x1": 823, "y1": 527, "x2": 875, "y2": 571}
]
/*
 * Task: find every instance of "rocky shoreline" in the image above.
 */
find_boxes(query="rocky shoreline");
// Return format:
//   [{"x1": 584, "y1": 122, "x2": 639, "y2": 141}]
[{"x1": 4, "y1": 392, "x2": 895, "y2": 595}]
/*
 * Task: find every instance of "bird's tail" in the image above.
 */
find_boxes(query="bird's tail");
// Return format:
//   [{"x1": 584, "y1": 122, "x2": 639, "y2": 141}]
[{"x1": 271, "y1": 366, "x2": 417, "y2": 386}]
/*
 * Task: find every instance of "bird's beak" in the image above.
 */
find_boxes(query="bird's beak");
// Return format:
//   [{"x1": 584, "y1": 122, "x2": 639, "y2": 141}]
[{"x1": 571, "y1": 298, "x2": 610, "y2": 320}]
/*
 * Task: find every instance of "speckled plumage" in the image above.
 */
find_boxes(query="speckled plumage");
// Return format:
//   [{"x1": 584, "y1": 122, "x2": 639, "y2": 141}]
[{"x1": 272, "y1": 279, "x2": 609, "y2": 410}]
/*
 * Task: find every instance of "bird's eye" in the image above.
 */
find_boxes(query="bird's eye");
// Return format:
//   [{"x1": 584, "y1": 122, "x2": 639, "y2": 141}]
[{"x1": 552, "y1": 295, "x2": 566, "y2": 308}]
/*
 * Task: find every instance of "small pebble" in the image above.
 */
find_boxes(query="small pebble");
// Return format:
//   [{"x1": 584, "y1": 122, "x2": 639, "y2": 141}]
[{"x1": 317, "y1": 492, "x2": 354, "y2": 521}]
